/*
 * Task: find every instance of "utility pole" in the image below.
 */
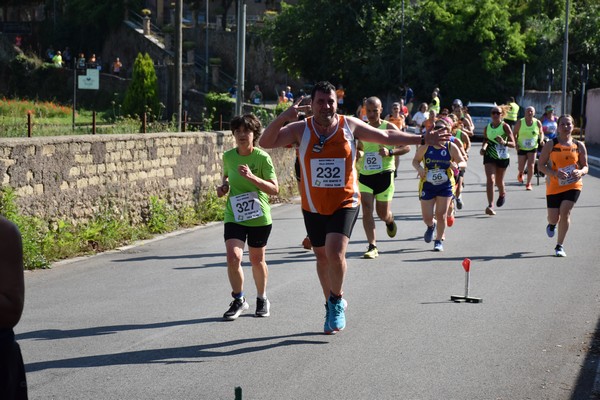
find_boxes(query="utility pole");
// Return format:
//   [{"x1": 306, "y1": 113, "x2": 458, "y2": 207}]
[
  {"x1": 561, "y1": 0, "x2": 570, "y2": 114},
  {"x1": 174, "y1": 0, "x2": 183, "y2": 130},
  {"x1": 400, "y1": 0, "x2": 404, "y2": 85},
  {"x1": 234, "y1": 1, "x2": 246, "y2": 116},
  {"x1": 205, "y1": 0, "x2": 209, "y2": 93}
]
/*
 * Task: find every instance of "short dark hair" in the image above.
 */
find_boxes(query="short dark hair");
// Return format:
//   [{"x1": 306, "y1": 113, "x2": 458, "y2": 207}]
[
  {"x1": 230, "y1": 114, "x2": 263, "y2": 145},
  {"x1": 311, "y1": 81, "x2": 336, "y2": 99}
]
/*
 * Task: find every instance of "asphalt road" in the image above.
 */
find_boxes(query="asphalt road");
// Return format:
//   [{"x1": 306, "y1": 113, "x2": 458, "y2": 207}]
[{"x1": 17, "y1": 142, "x2": 600, "y2": 400}]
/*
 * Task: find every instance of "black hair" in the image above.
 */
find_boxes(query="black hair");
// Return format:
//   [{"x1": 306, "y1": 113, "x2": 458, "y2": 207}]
[
  {"x1": 230, "y1": 114, "x2": 263, "y2": 145},
  {"x1": 310, "y1": 81, "x2": 336, "y2": 100}
]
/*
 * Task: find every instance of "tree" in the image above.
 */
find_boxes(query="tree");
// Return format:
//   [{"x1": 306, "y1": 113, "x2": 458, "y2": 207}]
[
  {"x1": 263, "y1": 0, "x2": 401, "y2": 102},
  {"x1": 262, "y1": 0, "x2": 599, "y2": 106},
  {"x1": 123, "y1": 53, "x2": 160, "y2": 118}
]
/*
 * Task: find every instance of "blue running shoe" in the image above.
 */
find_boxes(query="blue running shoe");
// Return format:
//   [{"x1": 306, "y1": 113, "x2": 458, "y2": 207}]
[
  {"x1": 433, "y1": 240, "x2": 443, "y2": 251},
  {"x1": 424, "y1": 222, "x2": 436, "y2": 243},
  {"x1": 323, "y1": 303, "x2": 331, "y2": 334},
  {"x1": 546, "y1": 224, "x2": 556, "y2": 238},
  {"x1": 555, "y1": 244, "x2": 566, "y2": 257},
  {"x1": 325, "y1": 298, "x2": 347, "y2": 334}
]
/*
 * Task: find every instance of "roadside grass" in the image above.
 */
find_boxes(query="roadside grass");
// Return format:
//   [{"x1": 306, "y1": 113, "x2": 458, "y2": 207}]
[
  {"x1": 0, "y1": 97, "x2": 290, "y2": 268},
  {"x1": 0, "y1": 97, "x2": 178, "y2": 137},
  {"x1": 0, "y1": 187, "x2": 226, "y2": 270}
]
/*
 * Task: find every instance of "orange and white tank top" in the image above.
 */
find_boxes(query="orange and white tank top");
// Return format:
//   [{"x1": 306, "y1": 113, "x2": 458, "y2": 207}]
[
  {"x1": 297, "y1": 115, "x2": 360, "y2": 215},
  {"x1": 546, "y1": 139, "x2": 583, "y2": 195}
]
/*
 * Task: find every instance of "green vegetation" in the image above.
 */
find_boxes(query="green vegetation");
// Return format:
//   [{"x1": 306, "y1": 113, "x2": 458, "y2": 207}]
[
  {"x1": 0, "y1": 187, "x2": 227, "y2": 270},
  {"x1": 264, "y1": 0, "x2": 600, "y2": 106},
  {"x1": 123, "y1": 53, "x2": 161, "y2": 119},
  {"x1": 0, "y1": 96, "x2": 178, "y2": 137}
]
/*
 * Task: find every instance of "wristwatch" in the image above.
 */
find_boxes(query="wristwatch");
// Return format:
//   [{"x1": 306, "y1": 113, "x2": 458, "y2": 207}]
[{"x1": 420, "y1": 134, "x2": 425, "y2": 145}]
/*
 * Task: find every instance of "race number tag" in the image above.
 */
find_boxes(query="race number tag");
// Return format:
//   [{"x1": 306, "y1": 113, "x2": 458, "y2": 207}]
[
  {"x1": 523, "y1": 138, "x2": 536, "y2": 149},
  {"x1": 558, "y1": 164, "x2": 579, "y2": 186},
  {"x1": 230, "y1": 192, "x2": 263, "y2": 222},
  {"x1": 311, "y1": 158, "x2": 345, "y2": 188},
  {"x1": 426, "y1": 168, "x2": 448, "y2": 185},
  {"x1": 364, "y1": 152, "x2": 383, "y2": 171},
  {"x1": 496, "y1": 143, "x2": 509, "y2": 159}
]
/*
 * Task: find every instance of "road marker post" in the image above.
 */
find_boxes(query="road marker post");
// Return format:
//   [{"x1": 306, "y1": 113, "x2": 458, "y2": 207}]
[{"x1": 451, "y1": 258, "x2": 483, "y2": 303}]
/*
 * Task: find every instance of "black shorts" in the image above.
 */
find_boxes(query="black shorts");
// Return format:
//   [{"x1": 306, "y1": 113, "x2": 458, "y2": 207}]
[
  {"x1": 546, "y1": 189, "x2": 581, "y2": 209},
  {"x1": 358, "y1": 171, "x2": 394, "y2": 195},
  {"x1": 303, "y1": 207, "x2": 360, "y2": 248},
  {"x1": 224, "y1": 223, "x2": 272, "y2": 248},
  {"x1": 483, "y1": 155, "x2": 510, "y2": 169},
  {"x1": 517, "y1": 148, "x2": 537, "y2": 156}
]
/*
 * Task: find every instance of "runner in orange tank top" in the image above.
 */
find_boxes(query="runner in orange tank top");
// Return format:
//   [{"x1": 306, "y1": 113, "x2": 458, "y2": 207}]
[
  {"x1": 259, "y1": 81, "x2": 450, "y2": 334},
  {"x1": 537, "y1": 114, "x2": 588, "y2": 257}
]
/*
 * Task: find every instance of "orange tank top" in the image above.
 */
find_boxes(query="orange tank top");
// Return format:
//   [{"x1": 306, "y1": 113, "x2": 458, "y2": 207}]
[
  {"x1": 546, "y1": 139, "x2": 583, "y2": 195},
  {"x1": 297, "y1": 116, "x2": 360, "y2": 215},
  {"x1": 387, "y1": 116, "x2": 404, "y2": 129}
]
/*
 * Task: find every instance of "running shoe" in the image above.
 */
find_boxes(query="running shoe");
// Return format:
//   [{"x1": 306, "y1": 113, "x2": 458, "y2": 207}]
[
  {"x1": 363, "y1": 244, "x2": 378, "y2": 259},
  {"x1": 526, "y1": 184, "x2": 533, "y2": 191},
  {"x1": 255, "y1": 297, "x2": 270, "y2": 317},
  {"x1": 517, "y1": 172, "x2": 523, "y2": 183},
  {"x1": 496, "y1": 194, "x2": 506, "y2": 208},
  {"x1": 447, "y1": 213, "x2": 455, "y2": 227},
  {"x1": 302, "y1": 236, "x2": 312, "y2": 250},
  {"x1": 456, "y1": 196, "x2": 463, "y2": 210},
  {"x1": 546, "y1": 224, "x2": 556, "y2": 238},
  {"x1": 424, "y1": 222, "x2": 436, "y2": 243},
  {"x1": 485, "y1": 206, "x2": 496, "y2": 216},
  {"x1": 555, "y1": 244, "x2": 567, "y2": 257},
  {"x1": 386, "y1": 220, "x2": 397, "y2": 238},
  {"x1": 223, "y1": 297, "x2": 249, "y2": 320},
  {"x1": 326, "y1": 297, "x2": 347, "y2": 334},
  {"x1": 324, "y1": 304, "x2": 330, "y2": 333},
  {"x1": 433, "y1": 240, "x2": 444, "y2": 252}
]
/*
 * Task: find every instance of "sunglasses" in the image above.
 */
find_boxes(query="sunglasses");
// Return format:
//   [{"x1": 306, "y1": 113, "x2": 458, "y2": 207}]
[{"x1": 491, "y1": 111, "x2": 501, "y2": 115}]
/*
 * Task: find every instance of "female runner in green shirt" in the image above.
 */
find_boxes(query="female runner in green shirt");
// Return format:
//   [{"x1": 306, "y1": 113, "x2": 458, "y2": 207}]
[{"x1": 217, "y1": 114, "x2": 279, "y2": 320}]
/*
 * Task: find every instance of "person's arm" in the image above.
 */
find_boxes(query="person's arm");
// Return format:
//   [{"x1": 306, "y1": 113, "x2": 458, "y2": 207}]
[
  {"x1": 259, "y1": 98, "x2": 308, "y2": 149},
  {"x1": 350, "y1": 116, "x2": 450, "y2": 147},
  {"x1": 412, "y1": 144, "x2": 428, "y2": 179},
  {"x1": 513, "y1": 119, "x2": 522, "y2": 143},
  {"x1": 452, "y1": 137, "x2": 468, "y2": 160},
  {"x1": 383, "y1": 122, "x2": 410, "y2": 156},
  {"x1": 216, "y1": 174, "x2": 229, "y2": 198},
  {"x1": 0, "y1": 217, "x2": 24, "y2": 329},
  {"x1": 461, "y1": 131, "x2": 471, "y2": 154},
  {"x1": 573, "y1": 141, "x2": 589, "y2": 179},
  {"x1": 537, "y1": 120, "x2": 545, "y2": 146},
  {"x1": 537, "y1": 140, "x2": 555, "y2": 177},
  {"x1": 450, "y1": 142, "x2": 467, "y2": 170},
  {"x1": 463, "y1": 113, "x2": 475, "y2": 136},
  {"x1": 238, "y1": 164, "x2": 279, "y2": 196},
  {"x1": 503, "y1": 123, "x2": 516, "y2": 148},
  {"x1": 480, "y1": 125, "x2": 489, "y2": 155}
]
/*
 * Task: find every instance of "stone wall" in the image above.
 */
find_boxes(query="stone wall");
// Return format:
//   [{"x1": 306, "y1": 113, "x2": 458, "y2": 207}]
[{"x1": 0, "y1": 132, "x2": 296, "y2": 223}]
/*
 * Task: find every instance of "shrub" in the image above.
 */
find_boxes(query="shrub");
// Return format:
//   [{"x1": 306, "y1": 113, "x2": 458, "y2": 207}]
[
  {"x1": 122, "y1": 53, "x2": 160, "y2": 118},
  {"x1": 204, "y1": 92, "x2": 234, "y2": 130},
  {"x1": 146, "y1": 196, "x2": 178, "y2": 234},
  {"x1": 0, "y1": 187, "x2": 50, "y2": 269}
]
